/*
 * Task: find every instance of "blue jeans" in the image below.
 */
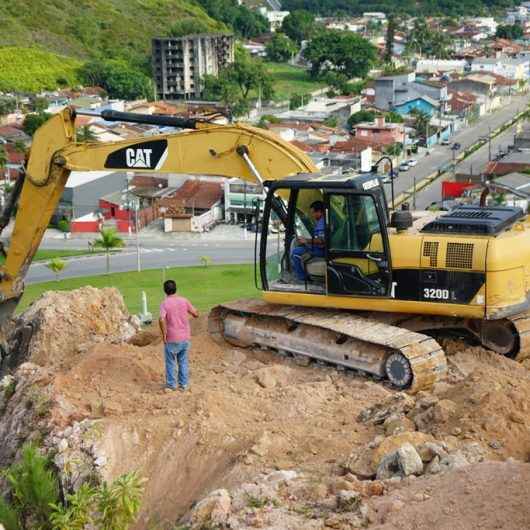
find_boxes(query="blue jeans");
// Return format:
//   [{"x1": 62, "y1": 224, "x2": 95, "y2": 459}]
[
  {"x1": 164, "y1": 341, "x2": 190, "y2": 389},
  {"x1": 291, "y1": 245, "x2": 325, "y2": 280}
]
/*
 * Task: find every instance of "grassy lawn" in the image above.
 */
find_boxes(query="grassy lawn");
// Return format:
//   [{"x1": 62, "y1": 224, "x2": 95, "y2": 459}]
[
  {"x1": 19, "y1": 264, "x2": 259, "y2": 316},
  {"x1": 264, "y1": 62, "x2": 326, "y2": 101}
]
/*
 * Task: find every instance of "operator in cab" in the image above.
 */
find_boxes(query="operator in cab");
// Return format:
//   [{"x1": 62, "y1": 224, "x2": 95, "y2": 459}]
[{"x1": 290, "y1": 200, "x2": 326, "y2": 282}]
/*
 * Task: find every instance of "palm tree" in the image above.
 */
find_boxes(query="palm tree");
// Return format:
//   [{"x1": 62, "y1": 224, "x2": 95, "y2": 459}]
[
  {"x1": 93, "y1": 228, "x2": 125, "y2": 274},
  {"x1": 46, "y1": 257, "x2": 67, "y2": 281}
]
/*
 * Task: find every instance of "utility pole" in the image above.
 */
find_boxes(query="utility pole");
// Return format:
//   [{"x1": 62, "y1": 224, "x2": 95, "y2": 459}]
[
  {"x1": 135, "y1": 200, "x2": 141, "y2": 272},
  {"x1": 488, "y1": 125, "x2": 492, "y2": 162},
  {"x1": 412, "y1": 174, "x2": 417, "y2": 210}
]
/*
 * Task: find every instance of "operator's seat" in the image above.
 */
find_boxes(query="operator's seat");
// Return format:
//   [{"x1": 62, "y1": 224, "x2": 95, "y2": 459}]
[{"x1": 305, "y1": 257, "x2": 326, "y2": 281}]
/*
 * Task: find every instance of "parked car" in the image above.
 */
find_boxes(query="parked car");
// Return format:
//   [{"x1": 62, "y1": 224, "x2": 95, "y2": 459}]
[
  {"x1": 441, "y1": 139, "x2": 450, "y2": 146},
  {"x1": 406, "y1": 159, "x2": 418, "y2": 167},
  {"x1": 399, "y1": 162, "x2": 410, "y2": 171}
]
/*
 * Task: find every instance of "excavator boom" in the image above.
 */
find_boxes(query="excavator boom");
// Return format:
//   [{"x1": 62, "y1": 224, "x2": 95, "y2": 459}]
[{"x1": 0, "y1": 108, "x2": 316, "y2": 312}]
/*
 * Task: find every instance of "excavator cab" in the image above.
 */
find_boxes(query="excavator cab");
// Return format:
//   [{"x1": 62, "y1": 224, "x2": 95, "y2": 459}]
[{"x1": 259, "y1": 172, "x2": 393, "y2": 299}]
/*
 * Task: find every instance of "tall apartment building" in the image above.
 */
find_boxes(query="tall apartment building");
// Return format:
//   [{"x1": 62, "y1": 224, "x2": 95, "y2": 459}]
[{"x1": 152, "y1": 33, "x2": 234, "y2": 100}]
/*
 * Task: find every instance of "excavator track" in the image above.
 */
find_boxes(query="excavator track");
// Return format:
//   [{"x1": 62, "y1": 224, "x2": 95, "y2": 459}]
[
  {"x1": 509, "y1": 310, "x2": 530, "y2": 362},
  {"x1": 209, "y1": 299, "x2": 447, "y2": 393}
]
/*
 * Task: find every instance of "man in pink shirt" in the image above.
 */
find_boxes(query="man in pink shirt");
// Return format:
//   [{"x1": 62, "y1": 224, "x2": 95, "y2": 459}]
[{"x1": 159, "y1": 280, "x2": 199, "y2": 391}]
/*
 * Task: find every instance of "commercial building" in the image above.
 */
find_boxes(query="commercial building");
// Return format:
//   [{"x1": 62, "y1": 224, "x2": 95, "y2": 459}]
[{"x1": 152, "y1": 33, "x2": 234, "y2": 100}]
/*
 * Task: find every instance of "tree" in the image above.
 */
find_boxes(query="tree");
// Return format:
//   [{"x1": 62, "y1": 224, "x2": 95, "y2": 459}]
[
  {"x1": 23, "y1": 112, "x2": 51, "y2": 136},
  {"x1": 405, "y1": 19, "x2": 451, "y2": 58},
  {"x1": 80, "y1": 60, "x2": 152, "y2": 100},
  {"x1": 46, "y1": 258, "x2": 67, "y2": 281},
  {"x1": 169, "y1": 18, "x2": 212, "y2": 37},
  {"x1": 384, "y1": 142, "x2": 403, "y2": 157},
  {"x1": 496, "y1": 24, "x2": 524, "y2": 40},
  {"x1": 76, "y1": 126, "x2": 97, "y2": 143},
  {"x1": 203, "y1": 50, "x2": 274, "y2": 117},
  {"x1": 384, "y1": 15, "x2": 396, "y2": 63},
  {"x1": 93, "y1": 228, "x2": 125, "y2": 274},
  {"x1": 281, "y1": 10, "x2": 315, "y2": 44},
  {"x1": 0, "y1": 145, "x2": 7, "y2": 180},
  {"x1": 266, "y1": 33, "x2": 299, "y2": 62},
  {"x1": 410, "y1": 108, "x2": 431, "y2": 139},
  {"x1": 32, "y1": 97, "x2": 49, "y2": 113},
  {"x1": 386, "y1": 111, "x2": 404, "y2": 123},
  {"x1": 347, "y1": 109, "x2": 380, "y2": 130},
  {"x1": 196, "y1": 0, "x2": 268, "y2": 38},
  {"x1": 0, "y1": 97, "x2": 16, "y2": 117},
  {"x1": 303, "y1": 30, "x2": 377, "y2": 79}
]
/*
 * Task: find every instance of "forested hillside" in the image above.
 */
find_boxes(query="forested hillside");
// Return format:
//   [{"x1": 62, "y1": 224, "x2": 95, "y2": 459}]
[
  {"x1": 0, "y1": 0, "x2": 225, "y2": 63},
  {"x1": 282, "y1": 0, "x2": 521, "y2": 17}
]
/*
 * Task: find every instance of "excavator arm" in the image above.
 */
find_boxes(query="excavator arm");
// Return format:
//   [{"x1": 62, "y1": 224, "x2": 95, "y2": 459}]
[{"x1": 0, "y1": 107, "x2": 317, "y2": 319}]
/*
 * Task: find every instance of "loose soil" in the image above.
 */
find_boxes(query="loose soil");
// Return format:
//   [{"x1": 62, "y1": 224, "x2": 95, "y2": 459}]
[{"x1": 7, "y1": 289, "x2": 530, "y2": 529}]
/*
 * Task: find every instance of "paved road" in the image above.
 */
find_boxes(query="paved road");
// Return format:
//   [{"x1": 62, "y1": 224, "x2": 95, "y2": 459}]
[
  {"x1": 383, "y1": 93, "x2": 529, "y2": 207},
  {"x1": 26, "y1": 240, "x2": 256, "y2": 283},
  {"x1": 413, "y1": 121, "x2": 524, "y2": 208}
]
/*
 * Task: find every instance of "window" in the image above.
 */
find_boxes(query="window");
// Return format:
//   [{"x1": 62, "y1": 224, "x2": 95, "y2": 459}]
[{"x1": 328, "y1": 194, "x2": 382, "y2": 253}]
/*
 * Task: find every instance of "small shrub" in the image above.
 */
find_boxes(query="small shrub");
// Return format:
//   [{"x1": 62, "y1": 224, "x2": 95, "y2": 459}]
[
  {"x1": 199, "y1": 256, "x2": 212, "y2": 268},
  {"x1": 57, "y1": 219, "x2": 70, "y2": 233}
]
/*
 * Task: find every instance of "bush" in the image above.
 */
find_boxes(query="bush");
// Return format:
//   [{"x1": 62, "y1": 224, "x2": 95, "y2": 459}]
[
  {"x1": 57, "y1": 219, "x2": 70, "y2": 233},
  {"x1": 1, "y1": 444, "x2": 145, "y2": 530}
]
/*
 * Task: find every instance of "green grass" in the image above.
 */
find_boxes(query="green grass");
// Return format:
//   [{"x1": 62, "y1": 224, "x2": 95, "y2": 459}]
[
  {"x1": 264, "y1": 62, "x2": 326, "y2": 101},
  {"x1": 0, "y1": 47, "x2": 82, "y2": 92},
  {"x1": 19, "y1": 264, "x2": 259, "y2": 316}
]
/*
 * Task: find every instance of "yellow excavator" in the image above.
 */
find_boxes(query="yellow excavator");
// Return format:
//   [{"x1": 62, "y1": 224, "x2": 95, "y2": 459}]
[{"x1": 1, "y1": 107, "x2": 529, "y2": 392}]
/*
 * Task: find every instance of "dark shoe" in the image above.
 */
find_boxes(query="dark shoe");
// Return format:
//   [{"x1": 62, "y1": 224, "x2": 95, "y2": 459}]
[
  {"x1": 178, "y1": 386, "x2": 189, "y2": 392},
  {"x1": 164, "y1": 386, "x2": 176, "y2": 393}
]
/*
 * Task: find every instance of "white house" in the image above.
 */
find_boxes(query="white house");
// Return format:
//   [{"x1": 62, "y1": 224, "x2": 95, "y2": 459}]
[
  {"x1": 416, "y1": 60, "x2": 467, "y2": 75},
  {"x1": 258, "y1": 8, "x2": 289, "y2": 31},
  {"x1": 471, "y1": 57, "x2": 530, "y2": 81}
]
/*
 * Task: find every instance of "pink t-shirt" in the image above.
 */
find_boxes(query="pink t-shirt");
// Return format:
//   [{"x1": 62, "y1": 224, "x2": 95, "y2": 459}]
[{"x1": 160, "y1": 295, "x2": 196, "y2": 342}]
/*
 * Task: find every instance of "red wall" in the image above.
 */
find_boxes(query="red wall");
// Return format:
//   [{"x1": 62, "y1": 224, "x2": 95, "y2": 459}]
[{"x1": 71, "y1": 220, "x2": 101, "y2": 233}]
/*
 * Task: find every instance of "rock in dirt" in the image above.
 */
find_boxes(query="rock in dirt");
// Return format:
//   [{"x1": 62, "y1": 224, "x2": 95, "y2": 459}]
[
  {"x1": 190, "y1": 489, "x2": 231, "y2": 528},
  {"x1": 2, "y1": 287, "x2": 139, "y2": 374},
  {"x1": 376, "y1": 443, "x2": 423, "y2": 479},
  {"x1": 371, "y1": 432, "x2": 432, "y2": 470}
]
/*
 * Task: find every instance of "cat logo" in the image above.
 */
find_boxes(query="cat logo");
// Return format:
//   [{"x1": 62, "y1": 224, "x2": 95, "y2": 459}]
[
  {"x1": 126, "y1": 148, "x2": 153, "y2": 168},
  {"x1": 104, "y1": 140, "x2": 168, "y2": 170}
]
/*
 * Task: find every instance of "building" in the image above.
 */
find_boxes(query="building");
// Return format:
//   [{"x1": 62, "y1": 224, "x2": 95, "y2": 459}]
[
  {"x1": 276, "y1": 96, "x2": 362, "y2": 125},
  {"x1": 416, "y1": 60, "x2": 467, "y2": 75},
  {"x1": 374, "y1": 72, "x2": 448, "y2": 114},
  {"x1": 353, "y1": 116, "x2": 405, "y2": 145},
  {"x1": 258, "y1": 8, "x2": 290, "y2": 32},
  {"x1": 224, "y1": 178, "x2": 265, "y2": 223},
  {"x1": 152, "y1": 33, "x2": 234, "y2": 100},
  {"x1": 471, "y1": 57, "x2": 529, "y2": 81},
  {"x1": 160, "y1": 179, "x2": 224, "y2": 232},
  {"x1": 57, "y1": 171, "x2": 128, "y2": 222}
]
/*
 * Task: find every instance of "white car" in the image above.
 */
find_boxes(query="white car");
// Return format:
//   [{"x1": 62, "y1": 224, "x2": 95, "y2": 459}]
[
  {"x1": 406, "y1": 159, "x2": 418, "y2": 167},
  {"x1": 398, "y1": 162, "x2": 410, "y2": 171}
]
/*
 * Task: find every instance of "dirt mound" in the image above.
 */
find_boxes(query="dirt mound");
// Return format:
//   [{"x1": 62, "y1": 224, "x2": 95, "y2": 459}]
[
  {"x1": 2, "y1": 288, "x2": 530, "y2": 529},
  {"x1": 369, "y1": 460, "x2": 530, "y2": 529},
  {"x1": 2, "y1": 287, "x2": 139, "y2": 373}
]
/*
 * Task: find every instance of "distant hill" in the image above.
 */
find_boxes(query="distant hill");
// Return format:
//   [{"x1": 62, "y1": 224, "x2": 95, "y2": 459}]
[
  {"x1": 0, "y1": 47, "x2": 82, "y2": 93},
  {"x1": 0, "y1": 0, "x2": 224, "y2": 92},
  {"x1": 282, "y1": 0, "x2": 521, "y2": 17}
]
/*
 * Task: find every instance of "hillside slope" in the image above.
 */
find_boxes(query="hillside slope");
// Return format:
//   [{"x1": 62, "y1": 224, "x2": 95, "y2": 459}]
[
  {"x1": 0, "y1": 47, "x2": 82, "y2": 93},
  {"x1": 0, "y1": 0, "x2": 224, "y2": 63}
]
